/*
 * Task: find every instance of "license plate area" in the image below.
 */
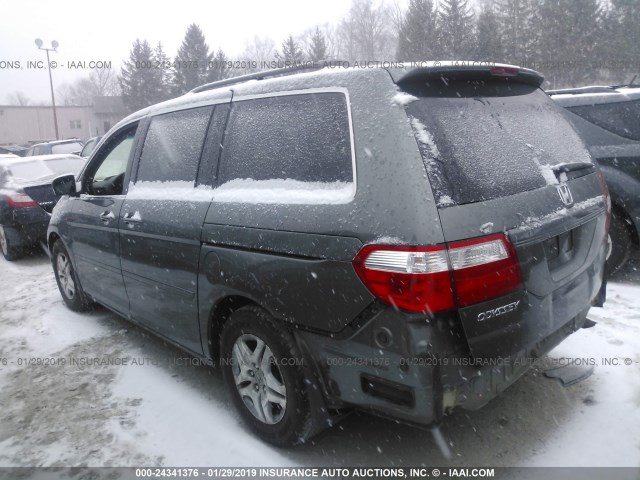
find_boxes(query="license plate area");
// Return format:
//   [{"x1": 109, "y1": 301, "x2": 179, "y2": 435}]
[{"x1": 545, "y1": 229, "x2": 575, "y2": 269}]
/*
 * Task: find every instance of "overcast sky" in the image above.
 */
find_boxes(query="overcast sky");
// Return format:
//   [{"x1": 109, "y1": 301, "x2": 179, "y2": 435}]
[{"x1": 0, "y1": 0, "x2": 358, "y2": 103}]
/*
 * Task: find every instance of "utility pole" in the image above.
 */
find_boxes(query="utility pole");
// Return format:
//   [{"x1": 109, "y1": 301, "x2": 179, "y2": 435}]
[{"x1": 35, "y1": 38, "x2": 60, "y2": 140}]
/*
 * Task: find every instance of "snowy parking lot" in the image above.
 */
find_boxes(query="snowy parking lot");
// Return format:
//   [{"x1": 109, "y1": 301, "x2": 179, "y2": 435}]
[{"x1": 0, "y1": 250, "x2": 639, "y2": 469}]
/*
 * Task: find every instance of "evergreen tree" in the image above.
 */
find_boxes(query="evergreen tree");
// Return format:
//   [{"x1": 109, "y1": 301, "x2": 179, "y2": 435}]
[
  {"x1": 606, "y1": 0, "x2": 640, "y2": 82},
  {"x1": 397, "y1": 0, "x2": 438, "y2": 61},
  {"x1": 532, "y1": 0, "x2": 603, "y2": 88},
  {"x1": 172, "y1": 24, "x2": 212, "y2": 95},
  {"x1": 152, "y1": 42, "x2": 172, "y2": 103},
  {"x1": 475, "y1": 1, "x2": 503, "y2": 61},
  {"x1": 119, "y1": 39, "x2": 157, "y2": 112},
  {"x1": 437, "y1": 0, "x2": 475, "y2": 58},
  {"x1": 495, "y1": 0, "x2": 534, "y2": 64},
  {"x1": 307, "y1": 27, "x2": 329, "y2": 61},
  {"x1": 277, "y1": 35, "x2": 305, "y2": 64},
  {"x1": 208, "y1": 49, "x2": 230, "y2": 82}
]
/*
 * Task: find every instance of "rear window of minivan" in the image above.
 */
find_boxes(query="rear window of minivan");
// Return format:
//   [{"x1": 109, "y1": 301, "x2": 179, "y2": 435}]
[{"x1": 403, "y1": 81, "x2": 593, "y2": 206}]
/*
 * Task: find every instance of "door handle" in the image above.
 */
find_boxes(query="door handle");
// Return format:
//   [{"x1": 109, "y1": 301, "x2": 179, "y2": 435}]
[
  {"x1": 99, "y1": 211, "x2": 115, "y2": 223},
  {"x1": 123, "y1": 211, "x2": 142, "y2": 224}
]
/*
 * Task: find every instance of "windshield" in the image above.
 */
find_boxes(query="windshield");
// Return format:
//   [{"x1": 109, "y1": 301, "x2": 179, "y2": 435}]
[
  {"x1": 51, "y1": 142, "x2": 83, "y2": 154},
  {"x1": 8, "y1": 157, "x2": 85, "y2": 183},
  {"x1": 404, "y1": 81, "x2": 593, "y2": 206}
]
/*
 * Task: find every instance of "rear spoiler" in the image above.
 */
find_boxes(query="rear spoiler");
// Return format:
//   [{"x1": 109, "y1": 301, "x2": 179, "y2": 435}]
[{"x1": 391, "y1": 63, "x2": 545, "y2": 89}]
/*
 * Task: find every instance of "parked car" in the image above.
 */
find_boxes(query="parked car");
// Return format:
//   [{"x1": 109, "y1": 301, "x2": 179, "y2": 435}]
[
  {"x1": 25, "y1": 139, "x2": 84, "y2": 157},
  {"x1": 48, "y1": 63, "x2": 609, "y2": 446},
  {"x1": 0, "y1": 154, "x2": 86, "y2": 260},
  {"x1": 79, "y1": 136, "x2": 102, "y2": 159},
  {"x1": 549, "y1": 85, "x2": 640, "y2": 273}
]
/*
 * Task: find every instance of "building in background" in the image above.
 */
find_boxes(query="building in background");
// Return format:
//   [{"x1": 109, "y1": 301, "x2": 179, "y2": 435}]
[{"x1": 0, "y1": 96, "x2": 127, "y2": 146}]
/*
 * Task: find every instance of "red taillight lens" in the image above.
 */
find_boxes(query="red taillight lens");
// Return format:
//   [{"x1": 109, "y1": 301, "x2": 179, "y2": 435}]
[
  {"x1": 596, "y1": 169, "x2": 611, "y2": 235},
  {"x1": 449, "y1": 234, "x2": 522, "y2": 307},
  {"x1": 490, "y1": 66, "x2": 519, "y2": 77},
  {"x1": 353, "y1": 234, "x2": 522, "y2": 314},
  {"x1": 353, "y1": 245, "x2": 455, "y2": 313},
  {"x1": 7, "y1": 193, "x2": 38, "y2": 209}
]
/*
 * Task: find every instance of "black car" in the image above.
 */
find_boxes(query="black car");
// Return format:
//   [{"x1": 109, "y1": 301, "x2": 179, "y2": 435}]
[
  {"x1": 25, "y1": 139, "x2": 84, "y2": 157},
  {"x1": 48, "y1": 63, "x2": 609, "y2": 446},
  {"x1": 0, "y1": 154, "x2": 86, "y2": 260},
  {"x1": 549, "y1": 85, "x2": 640, "y2": 273}
]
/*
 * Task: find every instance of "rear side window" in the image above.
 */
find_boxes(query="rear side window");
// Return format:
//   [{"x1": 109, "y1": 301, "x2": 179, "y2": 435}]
[
  {"x1": 52, "y1": 142, "x2": 83, "y2": 154},
  {"x1": 403, "y1": 81, "x2": 593, "y2": 206},
  {"x1": 136, "y1": 106, "x2": 213, "y2": 184},
  {"x1": 567, "y1": 100, "x2": 640, "y2": 141},
  {"x1": 218, "y1": 93, "x2": 353, "y2": 187}
]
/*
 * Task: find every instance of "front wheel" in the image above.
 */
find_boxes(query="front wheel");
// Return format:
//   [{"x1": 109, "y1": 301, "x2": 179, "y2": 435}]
[
  {"x1": 220, "y1": 306, "x2": 314, "y2": 446},
  {"x1": 52, "y1": 239, "x2": 93, "y2": 311}
]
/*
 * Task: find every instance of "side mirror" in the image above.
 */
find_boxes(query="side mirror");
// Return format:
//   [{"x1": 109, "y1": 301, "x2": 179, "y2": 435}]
[{"x1": 52, "y1": 174, "x2": 77, "y2": 196}]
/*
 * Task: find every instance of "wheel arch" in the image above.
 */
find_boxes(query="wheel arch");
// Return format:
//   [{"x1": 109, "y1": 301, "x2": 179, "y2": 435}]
[
  {"x1": 207, "y1": 295, "x2": 258, "y2": 360},
  {"x1": 47, "y1": 231, "x2": 62, "y2": 254}
]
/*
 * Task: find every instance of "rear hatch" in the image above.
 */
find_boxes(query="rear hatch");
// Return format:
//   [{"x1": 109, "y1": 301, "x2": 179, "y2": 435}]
[{"x1": 394, "y1": 65, "x2": 608, "y2": 359}]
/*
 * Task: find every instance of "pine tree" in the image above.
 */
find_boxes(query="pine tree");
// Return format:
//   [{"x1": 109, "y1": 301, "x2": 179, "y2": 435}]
[
  {"x1": 172, "y1": 24, "x2": 212, "y2": 95},
  {"x1": 531, "y1": 0, "x2": 603, "y2": 88},
  {"x1": 307, "y1": 28, "x2": 329, "y2": 62},
  {"x1": 277, "y1": 35, "x2": 305, "y2": 64},
  {"x1": 119, "y1": 39, "x2": 158, "y2": 112},
  {"x1": 397, "y1": 0, "x2": 438, "y2": 61},
  {"x1": 152, "y1": 42, "x2": 172, "y2": 103},
  {"x1": 495, "y1": 0, "x2": 534, "y2": 65},
  {"x1": 475, "y1": 1, "x2": 503, "y2": 61},
  {"x1": 607, "y1": 0, "x2": 640, "y2": 82},
  {"x1": 208, "y1": 49, "x2": 229, "y2": 82},
  {"x1": 438, "y1": 0, "x2": 475, "y2": 58}
]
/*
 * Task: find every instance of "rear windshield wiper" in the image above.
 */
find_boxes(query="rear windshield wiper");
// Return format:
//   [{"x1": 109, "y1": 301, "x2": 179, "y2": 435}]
[{"x1": 551, "y1": 162, "x2": 596, "y2": 174}]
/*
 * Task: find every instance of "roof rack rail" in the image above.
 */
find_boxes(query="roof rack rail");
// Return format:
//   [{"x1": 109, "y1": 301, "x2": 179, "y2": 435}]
[
  {"x1": 189, "y1": 60, "x2": 342, "y2": 94},
  {"x1": 546, "y1": 86, "x2": 616, "y2": 95}
]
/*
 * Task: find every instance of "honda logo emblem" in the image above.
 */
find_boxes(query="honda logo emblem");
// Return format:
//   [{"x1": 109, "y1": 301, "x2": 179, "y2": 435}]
[{"x1": 557, "y1": 184, "x2": 574, "y2": 207}]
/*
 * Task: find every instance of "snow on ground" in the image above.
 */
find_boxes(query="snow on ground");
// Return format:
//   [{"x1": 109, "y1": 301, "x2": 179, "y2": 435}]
[{"x1": 0, "y1": 250, "x2": 638, "y2": 470}]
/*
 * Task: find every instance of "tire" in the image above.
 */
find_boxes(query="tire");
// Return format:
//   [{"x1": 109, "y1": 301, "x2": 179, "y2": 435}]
[
  {"x1": 607, "y1": 211, "x2": 634, "y2": 275},
  {"x1": 220, "y1": 305, "x2": 314, "y2": 446},
  {"x1": 52, "y1": 239, "x2": 93, "y2": 311},
  {"x1": 0, "y1": 225, "x2": 23, "y2": 261}
]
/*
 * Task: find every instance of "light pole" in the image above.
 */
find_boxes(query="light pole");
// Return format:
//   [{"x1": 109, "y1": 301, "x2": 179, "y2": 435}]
[{"x1": 35, "y1": 38, "x2": 60, "y2": 140}]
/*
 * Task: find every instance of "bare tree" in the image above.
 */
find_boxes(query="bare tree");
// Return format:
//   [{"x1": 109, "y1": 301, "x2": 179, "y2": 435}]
[
  {"x1": 240, "y1": 35, "x2": 277, "y2": 72},
  {"x1": 6, "y1": 91, "x2": 31, "y2": 106},
  {"x1": 57, "y1": 67, "x2": 121, "y2": 106},
  {"x1": 90, "y1": 67, "x2": 120, "y2": 96},
  {"x1": 336, "y1": 0, "x2": 395, "y2": 62}
]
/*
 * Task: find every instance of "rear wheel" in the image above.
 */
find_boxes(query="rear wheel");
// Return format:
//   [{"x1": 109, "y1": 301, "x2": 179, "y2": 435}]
[
  {"x1": 0, "y1": 225, "x2": 23, "y2": 261},
  {"x1": 220, "y1": 306, "x2": 313, "y2": 446},
  {"x1": 52, "y1": 239, "x2": 93, "y2": 311},
  {"x1": 607, "y1": 211, "x2": 634, "y2": 275}
]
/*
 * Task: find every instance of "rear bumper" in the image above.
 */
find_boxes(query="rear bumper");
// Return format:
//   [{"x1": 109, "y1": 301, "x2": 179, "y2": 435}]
[
  {"x1": 5, "y1": 209, "x2": 49, "y2": 247},
  {"x1": 296, "y1": 259, "x2": 603, "y2": 426}
]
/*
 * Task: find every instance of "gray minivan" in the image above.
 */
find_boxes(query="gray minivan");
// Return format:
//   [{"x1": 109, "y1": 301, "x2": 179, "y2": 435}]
[{"x1": 48, "y1": 63, "x2": 610, "y2": 446}]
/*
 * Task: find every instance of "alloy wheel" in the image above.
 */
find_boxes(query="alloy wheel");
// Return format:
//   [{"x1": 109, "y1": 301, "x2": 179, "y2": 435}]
[
  {"x1": 56, "y1": 253, "x2": 75, "y2": 299},
  {"x1": 231, "y1": 334, "x2": 287, "y2": 424}
]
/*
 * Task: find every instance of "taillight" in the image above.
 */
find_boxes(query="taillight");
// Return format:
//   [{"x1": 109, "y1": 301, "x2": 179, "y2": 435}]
[
  {"x1": 596, "y1": 169, "x2": 611, "y2": 235},
  {"x1": 7, "y1": 193, "x2": 38, "y2": 209},
  {"x1": 353, "y1": 245, "x2": 455, "y2": 313},
  {"x1": 490, "y1": 66, "x2": 519, "y2": 77},
  {"x1": 353, "y1": 234, "x2": 522, "y2": 314},
  {"x1": 448, "y1": 234, "x2": 522, "y2": 307}
]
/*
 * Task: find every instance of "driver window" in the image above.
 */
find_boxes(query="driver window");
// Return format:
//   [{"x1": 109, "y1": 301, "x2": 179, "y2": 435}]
[{"x1": 87, "y1": 125, "x2": 137, "y2": 196}]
